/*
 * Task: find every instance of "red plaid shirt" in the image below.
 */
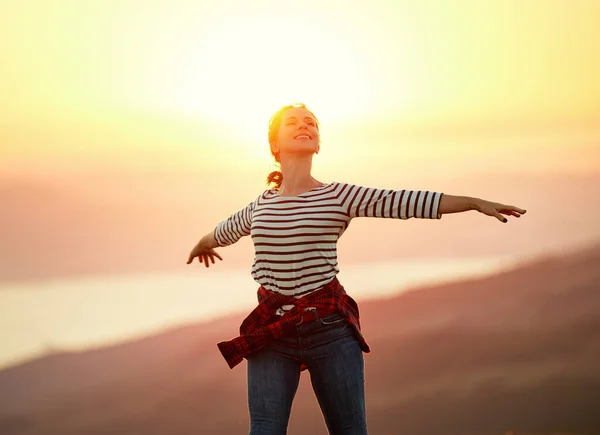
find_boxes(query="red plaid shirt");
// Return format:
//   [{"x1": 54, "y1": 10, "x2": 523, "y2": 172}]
[{"x1": 217, "y1": 277, "x2": 370, "y2": 371}]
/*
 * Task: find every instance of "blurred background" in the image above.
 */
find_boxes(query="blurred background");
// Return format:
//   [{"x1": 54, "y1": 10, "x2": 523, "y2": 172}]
[{"x1": 1, "y1": 0, "x2": 599, "y2": 434}]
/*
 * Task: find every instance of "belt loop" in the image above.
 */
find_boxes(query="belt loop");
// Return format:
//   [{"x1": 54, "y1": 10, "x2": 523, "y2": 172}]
[
  {"x1": 295, "y1": 307, "x2": 307, "y2": 325},
  {"x1": 310, "y1": 307, "x2": 319, "y2": 321}
]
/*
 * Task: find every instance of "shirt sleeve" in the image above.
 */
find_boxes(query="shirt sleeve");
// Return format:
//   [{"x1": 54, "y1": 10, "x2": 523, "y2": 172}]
[
  {"x1": 337, "y1": 183, "x2": 444, "y2": 220},
  {"x1": 213, "y1": 197, "x2": 258, "y2": 247}
]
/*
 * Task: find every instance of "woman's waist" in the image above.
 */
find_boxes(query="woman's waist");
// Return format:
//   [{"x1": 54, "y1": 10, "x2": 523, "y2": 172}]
[
  {"x1": 274, "y1": 306, "x2": 339, "y2": 325},
  {"x1": 251, "y1": 269, "x2": 339, "y2": 289},
  {"x1": 264, "y1": 277, "x2": 344, "y2": 314},
  {"x1": 251, "y1": 257, "x2": 339, "y2": 275}
]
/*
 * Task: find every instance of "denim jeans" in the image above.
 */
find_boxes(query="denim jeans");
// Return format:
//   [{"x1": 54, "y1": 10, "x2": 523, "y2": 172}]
[{"x1": 247, "y1": 311, "x2": 368, "y2": 435}]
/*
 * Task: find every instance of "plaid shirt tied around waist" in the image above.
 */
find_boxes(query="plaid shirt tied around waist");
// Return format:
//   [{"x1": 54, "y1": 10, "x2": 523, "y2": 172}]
[{"x1": 217, "y1": 277, "x2": 370, "y2": 370}]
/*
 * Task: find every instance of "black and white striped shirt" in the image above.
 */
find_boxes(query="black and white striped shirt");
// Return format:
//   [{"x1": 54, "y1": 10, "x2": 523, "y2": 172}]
[{"x1": 214, "y1": 182, "x2": 443, "y2": 315}]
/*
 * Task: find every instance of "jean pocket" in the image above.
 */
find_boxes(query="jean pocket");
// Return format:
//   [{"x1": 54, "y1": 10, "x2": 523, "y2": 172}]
[{"x1": 318, "y1": 313, "x2": 346, "y2": 325}]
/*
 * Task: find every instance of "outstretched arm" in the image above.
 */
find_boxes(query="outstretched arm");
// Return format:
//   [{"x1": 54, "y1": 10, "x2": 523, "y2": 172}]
[
  {"x1": 439, "y1": 194, "x2": 527, "y2": 223},
  {"x1": 338, "y1": 184, "x2": 443, "y2": 219},
  {"x1": 186, "y1": 196, "x2": 257, "y2": 268}
]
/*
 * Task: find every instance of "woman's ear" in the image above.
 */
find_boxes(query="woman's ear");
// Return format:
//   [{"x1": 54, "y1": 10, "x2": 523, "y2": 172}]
[{"x1": 270, "y1": 140, "x2": 279, "y2": 154}]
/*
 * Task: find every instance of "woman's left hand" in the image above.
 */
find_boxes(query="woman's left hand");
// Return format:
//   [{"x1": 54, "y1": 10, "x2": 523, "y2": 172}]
[{"x1": 475, "y1": 199, "x2": 527, "y2": 223}]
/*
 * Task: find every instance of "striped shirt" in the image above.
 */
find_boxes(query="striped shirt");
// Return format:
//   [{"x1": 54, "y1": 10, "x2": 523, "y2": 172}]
[{"x1": 214, "y1": 182, "x2": 443, "y2": 315}]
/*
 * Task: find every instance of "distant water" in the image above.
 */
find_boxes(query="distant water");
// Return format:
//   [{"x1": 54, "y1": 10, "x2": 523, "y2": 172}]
[{"x1": 0, "y1": 256, "x2": 519, "y2": 370}]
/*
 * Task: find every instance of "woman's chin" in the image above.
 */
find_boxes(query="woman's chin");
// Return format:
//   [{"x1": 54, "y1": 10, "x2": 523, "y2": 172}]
[{"x1": 282, "y1": 147, "x2": 319, "y2": 157}]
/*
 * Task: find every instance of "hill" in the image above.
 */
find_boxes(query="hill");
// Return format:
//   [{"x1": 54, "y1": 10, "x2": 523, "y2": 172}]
[{"x1": 1, "y1": 243, "x2": 599, "y2": 434}]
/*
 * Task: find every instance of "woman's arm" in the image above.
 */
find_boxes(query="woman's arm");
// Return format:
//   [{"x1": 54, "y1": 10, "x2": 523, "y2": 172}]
[
  {"x1": 438, "y1": 194, "x2": 477, "y2": 214},
  {"x1": 186, "y1": 196, "x2": 257, "y2": 268},
  {"x1": 439, "y1": 194, "x2": 527, "y2": 223},
  {"x1": 337, "y1": 184, "x2": 443, "y2": 219},
  {"x1": 200, "y1": 229, "x2": 219, "y2": 250}
]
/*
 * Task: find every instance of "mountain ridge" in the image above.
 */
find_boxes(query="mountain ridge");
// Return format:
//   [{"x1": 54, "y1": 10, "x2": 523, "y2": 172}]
[{"x1": 1, "y1": 241, "x2": 599, "y2": 434}]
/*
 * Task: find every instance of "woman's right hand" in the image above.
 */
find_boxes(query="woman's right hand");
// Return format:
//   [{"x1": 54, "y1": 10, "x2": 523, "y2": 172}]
[{"x1": 186, "y1": 240, "x2": 223, "y2": 268}]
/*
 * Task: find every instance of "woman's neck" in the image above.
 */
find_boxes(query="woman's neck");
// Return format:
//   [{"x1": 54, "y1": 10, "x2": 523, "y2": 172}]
[{"x1": 278, "y1": 154, "x2": 322, "y2": 195}]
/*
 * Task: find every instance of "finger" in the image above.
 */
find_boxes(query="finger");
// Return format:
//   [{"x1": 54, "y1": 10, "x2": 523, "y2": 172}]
[
  {"x1": 202, "y1": 254, "x2": 209, "y2": 268},
  {"x1": 494, "y1": 211, "x2": 507, "y2": 223},
  {"x1": 186, "y1": 255, "x2": 193, "y2": 264},
  {"x1": 500, "y1": 210, "x2": 521, "y2": 218},
  {"x1": 510, "y1": 207, "x2": 526, "y2": 216},
  {"x1": 209, "y1": 253, "x2": 222, "y2": 263},
  {"x1": 506, "y1": 205, "x2": 526, "y2": 214},
  {"x1": 208, "y1": 254, "x2": 215, "y2": 264}
]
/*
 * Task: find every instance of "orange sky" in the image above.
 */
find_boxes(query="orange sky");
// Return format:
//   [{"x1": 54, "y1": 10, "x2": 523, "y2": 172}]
[
  {"x1": 3, "y1": 1, "x2": 600, "y2": 371},
  {"x1": 2, "y1": 1, "x2": 599, "y2": 154},
  {"x1": 1, "y1": 0, "x2": 600, "y2": 281}
]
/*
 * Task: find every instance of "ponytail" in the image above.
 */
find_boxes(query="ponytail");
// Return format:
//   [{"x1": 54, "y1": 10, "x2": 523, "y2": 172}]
[{"x1": 266, "y1": 170, "x2": 283, "y2": 190}]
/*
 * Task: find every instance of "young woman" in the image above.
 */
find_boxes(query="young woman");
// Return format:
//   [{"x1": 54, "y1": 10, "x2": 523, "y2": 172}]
[{"x1": 187, "y1": 103, "x2": 527, "y2": 435}]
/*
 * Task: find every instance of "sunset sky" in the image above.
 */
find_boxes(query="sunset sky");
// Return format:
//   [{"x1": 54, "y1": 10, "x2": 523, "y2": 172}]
[
  {"x1": 1, "y1": 0, "x2": 600, "y2": 371},
  {"x1": 1, "y1": 0, "x2": 599, "y2": 276},
  {"x1": 2, "y1": 0, "x2": 599, "y2": 174}
]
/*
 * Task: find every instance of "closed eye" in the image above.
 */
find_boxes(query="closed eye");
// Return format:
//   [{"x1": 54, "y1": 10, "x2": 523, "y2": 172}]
[{"x1": 283, "y1": 116, "x2": 316, "y2": 127}]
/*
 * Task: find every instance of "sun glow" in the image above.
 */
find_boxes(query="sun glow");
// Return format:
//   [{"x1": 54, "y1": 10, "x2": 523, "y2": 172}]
[{"x1": 153, "y1": 16, "x2": 375, "y2": 145}]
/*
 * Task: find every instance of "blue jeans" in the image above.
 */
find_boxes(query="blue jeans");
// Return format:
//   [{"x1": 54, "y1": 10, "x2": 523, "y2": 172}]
[{"x1": 247, "y1": 311, "x2": 368, "y2": 435}]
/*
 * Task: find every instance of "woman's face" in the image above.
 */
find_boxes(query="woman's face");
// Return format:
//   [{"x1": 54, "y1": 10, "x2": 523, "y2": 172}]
[{"x1": 273, "y1": 107, "x2": 320, "y2": 157}]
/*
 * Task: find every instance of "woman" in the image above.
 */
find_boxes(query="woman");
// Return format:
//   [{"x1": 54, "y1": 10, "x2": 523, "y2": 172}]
[{"x1": 187, "y1": 103, "x2": 527, "y2": 435}]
